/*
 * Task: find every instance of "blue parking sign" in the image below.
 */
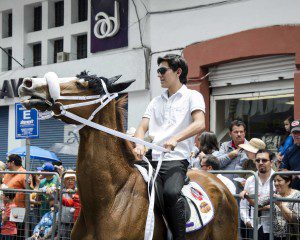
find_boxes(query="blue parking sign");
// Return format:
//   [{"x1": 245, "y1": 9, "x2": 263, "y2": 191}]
[{"x1": 15, "y1": 103, "x2": 39, "y2": 139}]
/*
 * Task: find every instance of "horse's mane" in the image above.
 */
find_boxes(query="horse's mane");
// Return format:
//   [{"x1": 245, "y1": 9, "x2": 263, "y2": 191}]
[
  {"x1": 76, "y1": 71, "x2": 111, "y2": 95},
  {"x1": 115, "y1": 96, "x2": 137, "y2": 165}
]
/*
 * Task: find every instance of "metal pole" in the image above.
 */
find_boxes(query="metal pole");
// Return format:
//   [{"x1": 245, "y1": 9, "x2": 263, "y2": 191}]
[{"x1": 25, "y1": 138, "x2": 30, "y2": 239}]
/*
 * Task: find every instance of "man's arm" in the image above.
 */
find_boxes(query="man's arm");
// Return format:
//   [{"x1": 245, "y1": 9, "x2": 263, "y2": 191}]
[
  {"x1": 164, "y1": 110, "x2": 205, "y2": 150},
  {"x1": 133, "y1": 117, "x2": 150, "y2": 159},
  {"x1": 216, "y1": 142, "x2": 240, "y2": 168}
]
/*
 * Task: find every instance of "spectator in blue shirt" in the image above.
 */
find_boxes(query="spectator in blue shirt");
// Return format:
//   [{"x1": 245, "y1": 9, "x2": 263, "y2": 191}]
[
  {"x1": 30, "y1": 197, "x2": 58, "y2": 239},
  {"x1": 277, "y1": 116, "x2": 294, "y2": 167},
  {"x1": 280, "y1": 119, "x2": 300, "y2": 190}
]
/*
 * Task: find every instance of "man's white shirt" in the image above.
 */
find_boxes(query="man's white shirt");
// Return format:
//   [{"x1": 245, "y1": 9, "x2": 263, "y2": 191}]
[
  {"x1": 242, "y1": 170, "x2": 275, "y2": 233},
  {"x1": 143, "y1": 85, "x2": 205, "y2": 161}
]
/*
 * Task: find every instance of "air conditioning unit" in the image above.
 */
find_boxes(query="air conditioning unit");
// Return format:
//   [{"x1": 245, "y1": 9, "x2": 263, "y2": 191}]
[{"x1": 57, "y1": 52, "x2": 69, "y2": 63}]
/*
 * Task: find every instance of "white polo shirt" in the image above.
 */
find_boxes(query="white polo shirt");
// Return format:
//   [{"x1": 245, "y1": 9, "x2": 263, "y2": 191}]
[{"x1": 143, "y1": 85, "x2": 205, "y2": 161}]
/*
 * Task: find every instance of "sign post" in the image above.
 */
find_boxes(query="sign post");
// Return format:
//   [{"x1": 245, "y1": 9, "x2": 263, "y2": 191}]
[{"x1": 15, "y1": 103, "x2": 39, "y2": 239}]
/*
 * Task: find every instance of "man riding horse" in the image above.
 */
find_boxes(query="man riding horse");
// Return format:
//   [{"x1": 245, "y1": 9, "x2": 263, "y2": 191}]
[{"x1": 134, "y1": 54, "x2": 206, "y2": 239}]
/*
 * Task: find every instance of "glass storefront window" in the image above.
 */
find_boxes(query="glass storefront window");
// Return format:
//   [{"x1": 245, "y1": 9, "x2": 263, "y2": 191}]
[{"x1": 215, "y1": 94, "x2": 294, "y2": 152}]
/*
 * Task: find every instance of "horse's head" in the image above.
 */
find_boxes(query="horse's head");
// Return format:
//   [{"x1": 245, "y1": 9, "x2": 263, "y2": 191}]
[{"x1": 18, "y1": 71, "x2": 134, "y2": 124}]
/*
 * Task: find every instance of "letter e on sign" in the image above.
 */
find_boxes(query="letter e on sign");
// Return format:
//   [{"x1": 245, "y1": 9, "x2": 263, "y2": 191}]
[{"x1": 23, "y1": 110, "x2": 31, "y2": 120}]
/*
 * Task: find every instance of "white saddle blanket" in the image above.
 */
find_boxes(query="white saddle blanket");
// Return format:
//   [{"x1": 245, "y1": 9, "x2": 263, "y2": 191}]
[
  {"x1": 135, "y1": 165, "x2": 214, "y2": 233},
  {"x1": 182, "y1": 181, "x2": 214, "y2": 233}
]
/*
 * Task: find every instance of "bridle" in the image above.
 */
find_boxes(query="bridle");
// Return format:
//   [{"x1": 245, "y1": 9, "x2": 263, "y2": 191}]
[{"x1": 43, "y1": 72, "x2": 168, "y2": 240}]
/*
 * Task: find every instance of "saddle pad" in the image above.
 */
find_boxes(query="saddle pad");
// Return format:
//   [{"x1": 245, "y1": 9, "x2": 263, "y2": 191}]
[{"x1": 181, "y1": 181, "x2": 214, "y2": 233}]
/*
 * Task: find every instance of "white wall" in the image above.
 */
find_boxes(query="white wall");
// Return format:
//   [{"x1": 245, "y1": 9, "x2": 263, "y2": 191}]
[{"x1": 149, "y1": 0, "x2": 300, "y2": 52}]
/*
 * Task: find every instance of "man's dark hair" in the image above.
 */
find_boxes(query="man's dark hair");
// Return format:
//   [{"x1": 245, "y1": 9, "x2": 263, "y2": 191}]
[
  {"x1": 157, "y1": 54, "x2": 188, "y2": 84},
  {"x1": 7, "y1": 154, "x2": 22, "y2": 166},
  {"x1": 202, "y1": 154, "x2": 220, "y2": 170},
  {"x1": 198, "y1": 131, "x2": 219, "y2": 154},
  {"x1": 229, "y1": 120, "x2": 246, "y2": 132},
  {"x1": 3, "y1": 191, "x2": 16, "y2": 200},
  {"x1": 256, "y1": 149, "x2": 275, "y2": 161}
]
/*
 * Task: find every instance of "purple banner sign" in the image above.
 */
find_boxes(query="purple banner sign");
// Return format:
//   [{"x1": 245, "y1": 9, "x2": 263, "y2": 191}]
[{"x1": 91, "y1": 0, "x2": 128, "y2": 53}]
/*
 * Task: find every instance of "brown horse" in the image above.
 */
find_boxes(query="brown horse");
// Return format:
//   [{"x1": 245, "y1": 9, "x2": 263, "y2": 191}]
[{"x1": 18, "y1": 72, "x2": 238, "y2": 240}]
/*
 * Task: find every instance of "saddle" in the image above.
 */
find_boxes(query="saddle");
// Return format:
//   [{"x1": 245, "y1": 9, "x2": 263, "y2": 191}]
[{"x1": 135, "y1": 164, "x2": 215, "y2": 233}]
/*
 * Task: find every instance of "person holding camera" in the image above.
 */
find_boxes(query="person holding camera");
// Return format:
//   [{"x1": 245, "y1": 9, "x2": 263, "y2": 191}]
[{"x1": 240, "y1": 149, "x2": 276, "y2": 240}]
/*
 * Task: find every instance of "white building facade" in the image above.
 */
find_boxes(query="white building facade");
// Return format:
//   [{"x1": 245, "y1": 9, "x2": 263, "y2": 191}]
[{"x1": 1, "y1": 0, "x2": 299, "y2": 167}]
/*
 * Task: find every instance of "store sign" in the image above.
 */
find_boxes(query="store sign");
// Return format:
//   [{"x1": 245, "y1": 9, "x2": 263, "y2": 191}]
[
  {"x1": 91, "y1": 0, "x2": 128, "y2": 53},
  {"x1": 15, "y1": 103, "x2": 39, "y2": 139},
  {"x1": 0, "y1": 78, "x2": 23, "y2": 99}
]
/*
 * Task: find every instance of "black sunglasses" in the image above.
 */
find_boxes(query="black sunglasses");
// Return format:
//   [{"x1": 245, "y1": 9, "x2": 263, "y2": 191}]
[
  {"x1": 157, "y1": 67, "x2": 171, "y2": 75},
  {"x1": 255, "y1": 158, "x2": 270, "y2": 164}
]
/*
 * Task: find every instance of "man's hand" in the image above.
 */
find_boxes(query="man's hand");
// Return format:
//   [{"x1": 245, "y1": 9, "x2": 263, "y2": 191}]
[
  {"x1": 228, "y1": 148, "x2": 240, "y2": 159},
  {"x1": 133, "y1": 144, "x2": 146, "y2": 160},
  {"x1": 239, "y1": 190, "x2": 249, "y2": 199},
  {"x1": 163, "y1": 137, "x2": 178, "y2": 151},
  {"x1": 246, "y1": 221, "x2": 253, "y2": 228}
]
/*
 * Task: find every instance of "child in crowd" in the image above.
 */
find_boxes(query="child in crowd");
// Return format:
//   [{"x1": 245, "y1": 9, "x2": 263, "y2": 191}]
[
  {"x1": 30, "y1": 197, "x2": 58, "y2": 240},
  {"x1": 1, "y1": 191, "x2": 17, "y2": 240}
]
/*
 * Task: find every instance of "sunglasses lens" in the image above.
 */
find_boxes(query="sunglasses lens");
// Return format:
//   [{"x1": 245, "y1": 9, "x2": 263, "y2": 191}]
[
  {"x1": 157, "y1": 67, "x2": 167, "y2": 75},
  {"x1": 255, "y1": 158, "x2": 269, "y2": 163}
]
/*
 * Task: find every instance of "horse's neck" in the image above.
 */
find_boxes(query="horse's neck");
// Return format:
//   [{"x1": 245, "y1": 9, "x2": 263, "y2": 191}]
[{"x1": 77, "y1": 102, "x2": 135, "y2": 197}]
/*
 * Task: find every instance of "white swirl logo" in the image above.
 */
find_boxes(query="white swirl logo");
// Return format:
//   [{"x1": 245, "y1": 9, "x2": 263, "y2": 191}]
[{"x1": 93, "y1": 1, "x2": 120, "y2": 39}]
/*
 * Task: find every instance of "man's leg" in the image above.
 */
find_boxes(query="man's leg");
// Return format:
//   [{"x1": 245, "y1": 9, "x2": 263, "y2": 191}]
[{"x1": 161, "y1": 160, "x2": 189, "y2": 240}]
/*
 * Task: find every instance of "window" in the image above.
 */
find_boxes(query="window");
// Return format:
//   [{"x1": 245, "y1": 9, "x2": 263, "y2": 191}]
[
  {"x1": 78, "y1": 0, "x2": 87, "y2": 22},
  {"x1": 34, "y1": 6, "x2": 42, "y2": 31},
  {"x1": 7, "y1": 49, "x2": 12, "y2": 70},
  {"x1": 8, "y1": 13, "x2": 12, "y2": 37},
  {"x1": 77, "y1": 34, "x2": 87, "y2": 59},
  {"x1": 214, "y1": 94, "x2": 294, "y2": 151},
  {"x1": 2, "y1": 11, "x2": 12, "y2": 38},
  {"x1": 33, "y1": 43, "x2": 41, "y2": 66},
  {"x1": 55, "y1": 1, "x2": 64, "y2": 27},
  {"x1": 54, "y1": 39, "x2": 63, "y2": 63}
]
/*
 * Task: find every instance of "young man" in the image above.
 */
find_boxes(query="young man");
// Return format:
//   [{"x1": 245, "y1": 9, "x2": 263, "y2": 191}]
[
  {"x1": 240, "y1": 149, "x2": 275, "y2": 240},
  {"x1": 134, "y1": 54, "x2": 205, "y2": 239},
  {"x1": 199, "y1": 154, "x2": 236, "y2": 194}
]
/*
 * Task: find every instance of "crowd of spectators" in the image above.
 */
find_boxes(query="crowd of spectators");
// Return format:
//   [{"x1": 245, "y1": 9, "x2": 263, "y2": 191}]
[
  {"x1": 0, "y1": 154, "x2": 80, "y2": 239},
  {"x1": 189, "y1": 118, "x2": 300, "y2": 240},
  {"x1": 0, "y1": 117, "x2": 300, "y2": 239}
]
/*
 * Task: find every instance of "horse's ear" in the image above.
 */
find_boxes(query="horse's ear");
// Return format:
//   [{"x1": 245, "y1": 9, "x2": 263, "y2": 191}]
[
  {"x1": 108, "y1": 80, "x2": 135, "y2": 93},
  {"x1": 108, "y1": 75, "x2": 122, "y2": 85}
]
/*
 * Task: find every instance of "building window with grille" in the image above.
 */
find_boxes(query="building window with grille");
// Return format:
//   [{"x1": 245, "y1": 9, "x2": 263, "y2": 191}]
[
  {"x1": 2, "y1": 11, "x2": 12, "y2": 38},
  {"x1": 34, "y1": 6, "x2": 42, "y2": 31},
  {"x1": 7, "y1": 48, "x2": 12, "y2": 70},
  {"x1": 8, "y1": 13, "x2": 12, "y2": 37},
  {"x1": 33, "y1": 43, "x2": 41, "y2": 66},
  {"x1": 54, "y1": 39, "x2": 63, "y2": 63},
  {"x1": 55, "y1": 1, "x2": 64, "y2": 27},
  {"x1": 78, "y1": 0, "x2": 87, "y2": 22},
  {"x1": 77, "y1": 34, "x2": 87, "y2": 59}
]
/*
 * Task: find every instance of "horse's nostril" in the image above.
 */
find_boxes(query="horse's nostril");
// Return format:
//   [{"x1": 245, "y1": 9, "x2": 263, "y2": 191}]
[{"x1": 23, "y1": 79, "x2": 32, "y2": 88}]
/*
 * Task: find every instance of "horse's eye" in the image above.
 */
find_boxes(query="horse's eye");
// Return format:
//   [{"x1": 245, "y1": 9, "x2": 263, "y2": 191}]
[{"x1": 75, "y1": 81, "x2": 85, "y2": 89}]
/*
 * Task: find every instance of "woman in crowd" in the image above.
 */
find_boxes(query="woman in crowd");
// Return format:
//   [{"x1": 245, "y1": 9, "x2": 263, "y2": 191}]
[
  {"x1": 277, "y1": 116, "x2": 294, "y2": 168},
  {"x1": 273, "y1": 174, "x2": 300, "y2": 240},
  {"x1": 191, "y1": 131, "x2": 219, "y2": 168}
]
